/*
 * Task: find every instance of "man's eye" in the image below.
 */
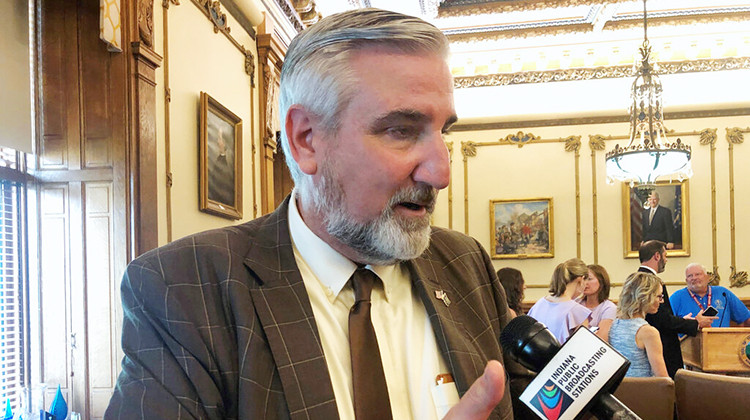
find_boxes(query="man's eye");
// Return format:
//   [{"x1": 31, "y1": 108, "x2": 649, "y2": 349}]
[{"x1": 387, "y1": 126, "x2": 419, "y2": 139}]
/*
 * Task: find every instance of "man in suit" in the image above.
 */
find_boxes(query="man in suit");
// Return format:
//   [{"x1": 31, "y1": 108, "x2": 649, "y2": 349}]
[
  {"x1": 637, "y1": 241, "x2": 715, "y2": 378},
  {"x1": 105, "y1": 9, "x2": 527, "y2": 420},
  {"x1": 642, "y1": 191, "x2": 675, "y2": 249}
]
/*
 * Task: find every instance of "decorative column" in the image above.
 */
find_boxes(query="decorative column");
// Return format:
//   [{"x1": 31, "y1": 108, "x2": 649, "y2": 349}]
[
  {"x1": 257, "y1": 19, "x2": 287, "y2": 214},
  {"x1": 129, "y1": 0, "x2": 162, "y2": 256}
]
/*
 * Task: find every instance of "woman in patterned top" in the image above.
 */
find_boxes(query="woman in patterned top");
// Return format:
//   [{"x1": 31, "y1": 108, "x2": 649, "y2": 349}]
[{"x1": 609, "y1": 272, "x2": 669, "y2": 377}]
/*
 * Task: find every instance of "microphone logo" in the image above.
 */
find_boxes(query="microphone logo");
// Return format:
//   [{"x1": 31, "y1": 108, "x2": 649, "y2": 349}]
[{"x1": 530, "y1": 380, "x2": 574, "y2": 420}]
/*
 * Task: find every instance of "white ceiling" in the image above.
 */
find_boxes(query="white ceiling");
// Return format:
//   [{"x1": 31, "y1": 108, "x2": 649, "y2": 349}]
[{"x1": 307, "y1": 1, "x2": 750, "y2": 121}]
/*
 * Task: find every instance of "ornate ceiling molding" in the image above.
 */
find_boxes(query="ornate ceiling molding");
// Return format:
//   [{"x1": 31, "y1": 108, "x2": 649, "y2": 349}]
[
  {"x1": 441, "y1": 3, "x2": 750, "y2": 44},
  {"x1": 438, "y1": 0, "x2": 631, "y2": 17},
  {"x1": 275, "y1": 0, "x2": 306, "y2": 32},
  {"x1": 450, "y1": 108, "x2": 750, "y2": 132},
  {"x1": 292, "y1": 0, "x2": 322, "y2": 26},
  {"x1": 454, "y1": 56, "x2": 750, "y2": 88}
]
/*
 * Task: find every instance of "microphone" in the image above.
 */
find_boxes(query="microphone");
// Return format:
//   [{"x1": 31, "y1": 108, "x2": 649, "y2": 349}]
[
  {"x1": 717, "y1": 292, "x2": 727, "y2": 327},
  {"x1": 501, "y1": 315, "x2": 640, "y2": 420}
]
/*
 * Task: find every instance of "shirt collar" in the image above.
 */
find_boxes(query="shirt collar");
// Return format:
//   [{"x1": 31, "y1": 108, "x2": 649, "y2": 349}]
[
  {"x1": 287, "y1": 189, "x2": 394, "y2": 302},
  {"x1": 639, "y1": 265, "x2": 657, "y2": 275}
]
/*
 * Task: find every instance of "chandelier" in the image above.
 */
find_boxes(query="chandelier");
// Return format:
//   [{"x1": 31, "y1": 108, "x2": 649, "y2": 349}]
[{"x1": 605, "y1": 0, "x2": 692, "y2": 185}]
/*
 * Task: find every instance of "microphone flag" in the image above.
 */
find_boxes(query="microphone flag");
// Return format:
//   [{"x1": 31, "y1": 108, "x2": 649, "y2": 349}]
[{"x1": 519, "y1": 327, "x2": 629, "y2": 420}]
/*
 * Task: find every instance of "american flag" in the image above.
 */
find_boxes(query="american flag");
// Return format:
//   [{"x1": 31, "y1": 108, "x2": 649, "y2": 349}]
[
  {"x1": 673, "y1": 186, "x2": 682, "y2": 246},
  {"x1": 631, "y1": 190, "x2": 643, "y2": 249}
]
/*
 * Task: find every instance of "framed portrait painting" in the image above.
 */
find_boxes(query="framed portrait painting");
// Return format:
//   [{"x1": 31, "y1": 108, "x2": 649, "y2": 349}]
[
  {"x1": 490, "y1": 198, "x2": 554, "y2": 259},
  {"x1": 199, "y1": 92, "x2": 243, "y2": 219},
  {"x1": 622, "y1": 181, "x2": 690, "y2": 258}
]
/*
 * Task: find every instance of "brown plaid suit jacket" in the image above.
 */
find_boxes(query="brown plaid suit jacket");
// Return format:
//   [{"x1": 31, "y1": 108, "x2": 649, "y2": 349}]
[{"x1": 104, "y1": 197, "x2": 521, "y2": 419}]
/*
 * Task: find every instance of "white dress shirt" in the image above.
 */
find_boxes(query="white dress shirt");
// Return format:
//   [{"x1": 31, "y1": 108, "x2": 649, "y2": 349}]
[{"x1": 287, "y1": 190, "x2": 450, "y2": 420}]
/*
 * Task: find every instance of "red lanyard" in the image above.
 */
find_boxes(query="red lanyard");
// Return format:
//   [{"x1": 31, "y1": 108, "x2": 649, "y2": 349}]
[{"x1": 688, "y1": 286, "x2": 711, "y2": 311}]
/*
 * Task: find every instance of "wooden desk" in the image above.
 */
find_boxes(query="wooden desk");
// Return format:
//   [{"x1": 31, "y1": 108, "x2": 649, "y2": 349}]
[{"x1": 681, "y1": 327, "x2": 750, "y2": 373}]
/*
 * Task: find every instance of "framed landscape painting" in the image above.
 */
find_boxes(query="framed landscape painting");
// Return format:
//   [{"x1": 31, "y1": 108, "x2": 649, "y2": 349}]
[{"x1": 490, "y1": 198, "x2": 553, "y2": 259}]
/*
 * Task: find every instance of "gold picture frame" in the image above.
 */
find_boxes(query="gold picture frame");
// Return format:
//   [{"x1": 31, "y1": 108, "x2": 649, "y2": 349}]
[
  {"x1": 622, "y1": 181, "x2": 690, "y2": 258},
  {"x1": 199, "y1": 92, "x2": 243, "y2": 219},
  {"x1": 490, "y1": 198, "x2": 554, "y2": 259}
]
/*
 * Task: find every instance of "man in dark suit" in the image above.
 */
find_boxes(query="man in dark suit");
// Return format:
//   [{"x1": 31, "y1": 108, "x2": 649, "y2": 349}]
[
  {"x1": 642, "y1": 191, "x2": 675, "y2": 249},
  {"x1": 637, "y1": 241, "x2": 715, "y2": 378},
  {"x1": 105, "y1": 9, "x2": 526, "y2": 420}
]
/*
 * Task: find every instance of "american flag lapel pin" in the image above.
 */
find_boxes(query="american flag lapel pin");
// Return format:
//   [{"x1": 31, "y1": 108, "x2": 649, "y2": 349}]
[{"x1": 435, "y1": 290, "x2": 451, "y2": 307}]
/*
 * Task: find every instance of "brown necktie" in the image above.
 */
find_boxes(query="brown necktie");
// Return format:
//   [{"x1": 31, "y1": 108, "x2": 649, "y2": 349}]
[{"x1": 349, "y1": 267, "x2": 393, "y2": 420}]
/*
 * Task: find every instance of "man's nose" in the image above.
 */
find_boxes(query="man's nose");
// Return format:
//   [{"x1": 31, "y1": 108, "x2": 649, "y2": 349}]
[{"x1": 412, "y1": 131, "x2": 450, "y2": 190}]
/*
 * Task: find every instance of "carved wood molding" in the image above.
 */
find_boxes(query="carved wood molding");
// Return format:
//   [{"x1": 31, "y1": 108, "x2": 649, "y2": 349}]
[{"x1": 138, "y1": 0, "x2": 155, "y2": 47}]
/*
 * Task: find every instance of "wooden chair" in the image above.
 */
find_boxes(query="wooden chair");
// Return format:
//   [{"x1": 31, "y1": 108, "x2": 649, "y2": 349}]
[
  {"x1": 581, "y1": 376, "x2": 675, "y2": 420},
  {"x1": 675, "y1": 369, "x2": 750, "y2": 420}
]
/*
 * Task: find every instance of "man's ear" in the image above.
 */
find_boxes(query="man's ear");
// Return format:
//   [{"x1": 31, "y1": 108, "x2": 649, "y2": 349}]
[{"x1": 284, "y1": 105, "x2": 320, "y2": 175}]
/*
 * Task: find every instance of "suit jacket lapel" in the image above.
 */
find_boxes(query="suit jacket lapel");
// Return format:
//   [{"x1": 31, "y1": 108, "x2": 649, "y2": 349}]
[
  {"x1": 243, "y1": 197, "x2": 339, "y2": 419},
  {"x1": 406, "y1": 257, "x2": 476, "y2": 395}
]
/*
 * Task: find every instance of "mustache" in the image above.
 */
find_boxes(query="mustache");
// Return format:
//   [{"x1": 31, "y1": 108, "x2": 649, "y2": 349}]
[{"x1": 388, "y1": 185, "x2": 438, "y2": 213}]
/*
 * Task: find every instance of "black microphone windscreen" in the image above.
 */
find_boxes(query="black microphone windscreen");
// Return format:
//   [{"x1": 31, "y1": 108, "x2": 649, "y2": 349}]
[
  {"x1": 500, "y1": 315, "x2": 561, "y2": 372},
  {"x1": 499, "y1": 315, "x2": 538, "y2": 351}
]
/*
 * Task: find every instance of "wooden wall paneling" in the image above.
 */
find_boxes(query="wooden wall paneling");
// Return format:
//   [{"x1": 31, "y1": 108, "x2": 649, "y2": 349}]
[
  {"x1": 38, "y1": 0, "x2": 74, "y2": 170},
  {"x1": 34, "y1": 0, "x2": 131, "y2": 417},
  {"x1": 128, "y1": 42, "x2": 161, "y2": 255},
  {"x1": 128, "y1": 0, "x2": 162, "y2": 257},
  {"x1": 84, "y1": 182, "x2": 117, "y2": 417},
  {"x1": 257, "y1": 19, "x2": 287, "y2": 214},
  {"x1": 38, "y1": 184, "x2": 72, "y2": 404}
]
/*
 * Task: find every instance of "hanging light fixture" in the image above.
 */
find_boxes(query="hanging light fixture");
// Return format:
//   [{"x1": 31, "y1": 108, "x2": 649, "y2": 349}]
[{"x1": 605, "y1": 0, "x2": 692, "y2": 185}]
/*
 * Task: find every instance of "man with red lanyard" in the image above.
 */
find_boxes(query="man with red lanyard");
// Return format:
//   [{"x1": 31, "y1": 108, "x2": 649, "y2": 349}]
[{"x1": 671, "y1": 263, "x2": 750, "y2": 327}]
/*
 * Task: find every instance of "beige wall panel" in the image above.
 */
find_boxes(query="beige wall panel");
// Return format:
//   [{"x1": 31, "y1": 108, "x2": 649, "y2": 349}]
[
  {"x1": 161, "y1": 2, "x2": 257, "y2": 242},
  {"x1": 442, "y1": 112, "x2": 750, "y2": 304}
]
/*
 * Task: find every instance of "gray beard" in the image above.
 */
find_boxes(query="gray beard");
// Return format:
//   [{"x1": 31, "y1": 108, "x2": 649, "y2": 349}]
[{"x1": 310, "y1": 165, "x2": 435, "y2": 265}]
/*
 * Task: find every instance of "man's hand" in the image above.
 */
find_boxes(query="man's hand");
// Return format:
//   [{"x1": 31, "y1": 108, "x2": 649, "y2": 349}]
[
  {"x1": 666, "y1": 242, "x2": 675, "y2": 249},
  {"x1": 695, "y1": 310, "x2": 718, "y2": 329},
  {"x1": 443, "y1": 361, "x2": 505, "y2": 420}
]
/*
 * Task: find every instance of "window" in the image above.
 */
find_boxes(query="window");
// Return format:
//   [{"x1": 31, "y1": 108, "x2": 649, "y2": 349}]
[{"x1": 0, "y1": 148, "x2": 27, "y2": 410}]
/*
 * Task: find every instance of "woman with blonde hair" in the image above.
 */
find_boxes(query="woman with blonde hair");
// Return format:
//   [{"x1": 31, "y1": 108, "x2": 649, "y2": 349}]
[
  {"x1": 577, "y1": 264, "x2": 617, "y2": 340},
  {"x1": 609, "y1": 272, "x2": 668, "y2": 377},
  {"x1": 528, "y1": 258, "x2": 591, "y2": 344}
]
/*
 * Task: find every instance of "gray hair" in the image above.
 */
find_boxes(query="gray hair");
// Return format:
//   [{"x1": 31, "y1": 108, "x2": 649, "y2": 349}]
[
  {"x1": 685, "y1": 263, "x2": 707, "y2": 275},
  {"x1": 278, "y1": 8, "x2": 450, "y2": 188}
]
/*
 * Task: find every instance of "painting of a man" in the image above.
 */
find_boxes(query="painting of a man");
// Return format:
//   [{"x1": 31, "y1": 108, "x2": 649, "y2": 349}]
[
  {"x1": 642, "y1": 191, "x2": 673, "y2": 248},
  {"x1": 627, "y1": 182, "x2": 688, "y2": 255},
  {"x1": 207, "y1": 117, "x2": 235, "y2": 207}
]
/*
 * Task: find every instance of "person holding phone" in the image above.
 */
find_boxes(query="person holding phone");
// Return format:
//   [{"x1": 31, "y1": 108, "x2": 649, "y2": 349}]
[{"x1": 671, "y1": 263, "x2": 750, "y2": 327}]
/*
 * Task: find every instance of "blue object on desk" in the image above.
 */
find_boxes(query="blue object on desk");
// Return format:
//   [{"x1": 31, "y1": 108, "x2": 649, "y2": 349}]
[
  {"x1": 3, "y1": 399, "x2": 12, "y2": 420},
  {"x1": 49, "y1": 386, "x2": 67, "y2": 420}
]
